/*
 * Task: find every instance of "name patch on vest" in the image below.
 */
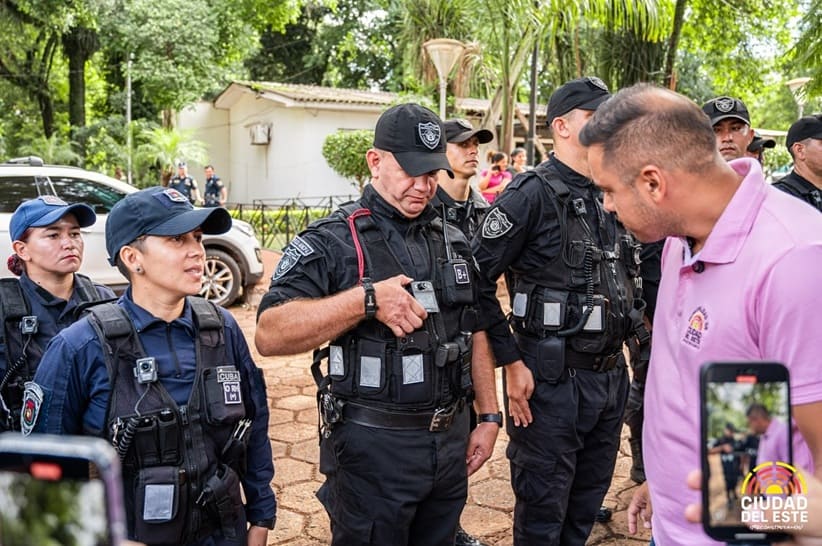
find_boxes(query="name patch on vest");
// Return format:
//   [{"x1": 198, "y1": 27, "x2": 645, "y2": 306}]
[
  {"x1": 216, "y1": 366, "x2": 242, "y2": 405},
  {"x1": 481, "y1": 208, "x2": 513, "y2": 239}
]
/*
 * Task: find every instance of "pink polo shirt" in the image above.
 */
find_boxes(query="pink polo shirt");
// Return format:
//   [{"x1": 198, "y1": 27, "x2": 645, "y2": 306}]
[{"x1": 643, "y1": 159, "x2": 822, "y2": 545}]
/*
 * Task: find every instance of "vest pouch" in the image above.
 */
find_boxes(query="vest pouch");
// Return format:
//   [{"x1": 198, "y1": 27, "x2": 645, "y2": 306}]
[
  {"x1": 199, "y1": 463, "x2": 244, "y2": 541},
  {"x1": 157, "y1": 410, "x2": 181, "y2": 465},
  {"x1": 539, "y1": 289, "x2": 568, "y2": 332},
  {"x1": 133, "y1": 417, "x2": 161, "y2": 468},
  {"x1": 328, "y1": 341, "x2": 357, "y2": 398},
  {"x1": 569, "y1": 296, "x2": 619, "y2": 355},
  {"x1": 391, "y1": 349, "x2": 434, "y2": 404},
  {"x1": 201, "y1": 366, "x2": 246, "y2": 426},
  {"x1": 514, "y1": 333, "x2": 565, "y2": 384},
  {"x1": 133, "y1": 465, "x2": 188, "y2": 544},
  {"x1": 353, "y1": 339, "x2": 388, "y2": 399},
  {"x1": 567, "y1": 241, "x2": 602, "y2": 288},
  {"x1": 441, "y1": 258, "x2": 474, "y2": 306}
]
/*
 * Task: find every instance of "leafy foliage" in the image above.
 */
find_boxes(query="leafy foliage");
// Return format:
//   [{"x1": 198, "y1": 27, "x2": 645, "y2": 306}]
[{"x1": 321, "y1": 129, "x2": 373, "y2": 192}]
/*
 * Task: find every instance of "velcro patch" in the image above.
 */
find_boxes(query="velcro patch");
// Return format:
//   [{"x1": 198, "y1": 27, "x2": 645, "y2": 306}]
[{"x1": 481, "y1": 208, "x2": 514, "y2": 239}]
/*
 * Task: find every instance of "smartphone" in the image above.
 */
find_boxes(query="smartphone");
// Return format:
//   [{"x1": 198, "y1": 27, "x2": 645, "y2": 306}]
[
  {"x1": 0, "y1": 433, "x2": 126, "y2": 546},
  {"x1": 700, "y1": 362, "x2": 793, "y2": 543}
]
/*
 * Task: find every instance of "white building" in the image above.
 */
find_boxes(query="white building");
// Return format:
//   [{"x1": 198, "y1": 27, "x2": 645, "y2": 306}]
[{"x1": 178, "y1": 81, "x2": 400, "y2": 203}]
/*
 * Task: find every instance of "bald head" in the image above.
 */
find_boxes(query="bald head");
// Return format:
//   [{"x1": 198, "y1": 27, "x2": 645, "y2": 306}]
[{"x1": 579, "y1": 84, "x2": 718, "y2": 184}]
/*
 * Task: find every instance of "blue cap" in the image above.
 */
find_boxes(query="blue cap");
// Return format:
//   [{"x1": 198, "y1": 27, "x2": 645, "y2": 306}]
[
  {"x1": 10, "y1": 196, "x2": 96, "y2": 241},
  {"x1": 105, "y1": 187, "x2": 231, "y2": 265}
]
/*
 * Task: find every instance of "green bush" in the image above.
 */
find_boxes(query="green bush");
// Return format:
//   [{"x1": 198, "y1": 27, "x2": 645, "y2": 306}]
[{"x1": 322, "y1": 129, "x2": 373, "y2": 193}]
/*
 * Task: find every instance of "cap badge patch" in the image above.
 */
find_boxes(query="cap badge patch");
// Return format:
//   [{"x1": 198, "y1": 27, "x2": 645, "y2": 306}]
[
  {"x1": 21, "y1": 382, "x2": 44, "y2": 436},
  {"x1": 418, "y1": 122, "x2": 441, "y2": 150},
  {"x1": 714, "y1": 97, "x2": 735, "y2": 113},
  {"x1": 162, "y1": 188, "x2": 189, "y2": 203},
  {"x1": 587, "y1": 76, "x2": 608, "y2": 91},
  {"x1": 40, "y1": 195, "x2": 68, "y2": 206},
  {"x1": 482, "y1": 208, "x2": 514, "y2": 239}
]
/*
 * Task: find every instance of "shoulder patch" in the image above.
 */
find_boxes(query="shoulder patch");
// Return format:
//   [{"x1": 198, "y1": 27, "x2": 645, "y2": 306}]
[
  {"x1": 290, "y1": 235, "x2": 315, "y2": 257},
  {"x1": 272, "y1": 247, "x2": 302, "y2": 281},
  {"x1": 481, "y1": 208, "x2": 514, "y2": 239},
  {"x1": 21, "y1": 382, "x2": 44, "y2": 436}
]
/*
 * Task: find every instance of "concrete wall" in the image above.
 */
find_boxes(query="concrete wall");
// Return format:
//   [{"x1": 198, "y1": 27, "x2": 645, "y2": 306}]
[{"x1": 180, "y1": 97, "x2": 381, "y2": 203}]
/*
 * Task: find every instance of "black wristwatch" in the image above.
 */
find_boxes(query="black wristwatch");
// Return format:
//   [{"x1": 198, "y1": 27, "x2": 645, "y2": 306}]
[
  {"x1": 362, "y1": 277, "x2": 378, "y2": 319},
  {"x1": 249, "y1": 518, "x2": 276, "y2": 530},
  {"x1": 477, "y1": 412, "x2": 503, "y2": 427}
]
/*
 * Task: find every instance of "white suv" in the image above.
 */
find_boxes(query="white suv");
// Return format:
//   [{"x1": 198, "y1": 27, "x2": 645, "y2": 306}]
[{"x1": 0, "y1": 157, "x2": 263, "y2": 307}]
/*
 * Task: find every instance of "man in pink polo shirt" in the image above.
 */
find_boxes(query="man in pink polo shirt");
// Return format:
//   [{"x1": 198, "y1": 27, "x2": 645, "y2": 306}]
[{"x1": 579, "y1": 84, "x2": 822, "y2": 546}]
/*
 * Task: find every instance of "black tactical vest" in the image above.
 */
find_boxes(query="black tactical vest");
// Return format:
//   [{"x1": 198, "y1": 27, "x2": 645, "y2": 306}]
[
  {"x1": 89, "y1": 298, "x2": 247, "y2": 545},
  {"x1": 506, "y1": 164, "x2": 642, "y2": 357},
  {"x1": 319, "y1": 203, "x2": 476, "y2": 412},
  {"x1": 0, "y1": 274, "x2": 102, "y2": 431}
]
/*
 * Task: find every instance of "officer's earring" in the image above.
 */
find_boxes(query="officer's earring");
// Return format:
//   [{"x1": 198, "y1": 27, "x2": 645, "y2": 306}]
[{"x1": 135, "y1": 265, "x2": 143, "y2": 274}]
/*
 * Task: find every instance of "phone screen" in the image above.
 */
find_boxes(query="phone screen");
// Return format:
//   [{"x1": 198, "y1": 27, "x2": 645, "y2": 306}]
[
  {"x1": 0, "y1": 434, "x2": 124, "y2": 546},
  {"x1": 700, "y1": 362, "x2": 794, "y2": 542}
]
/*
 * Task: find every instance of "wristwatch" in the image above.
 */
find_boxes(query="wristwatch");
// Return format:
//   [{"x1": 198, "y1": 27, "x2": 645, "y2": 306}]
[
  {"x1": 477, "y1": 412, "x2": 503, "y2": 427},
  {"x1": 249, "y1": 518, "x2": 276, "y2": 530},
  {"x1": 362, "y1": 277, "x2": 378, "y2": 319}
]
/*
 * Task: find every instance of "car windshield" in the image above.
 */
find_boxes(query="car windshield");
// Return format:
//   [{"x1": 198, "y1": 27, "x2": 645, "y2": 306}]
[{"x1": 50, "y1": 176, "x2": 127, "y2": 213}]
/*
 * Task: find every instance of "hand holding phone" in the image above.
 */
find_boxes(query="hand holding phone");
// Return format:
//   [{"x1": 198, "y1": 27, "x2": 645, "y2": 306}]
[
  {"x1": 0, "y1": 433, "x2": 127, "y2": 546},
  {"x1": 700, "y1": 362, "x2": 797, "y2": 543}
]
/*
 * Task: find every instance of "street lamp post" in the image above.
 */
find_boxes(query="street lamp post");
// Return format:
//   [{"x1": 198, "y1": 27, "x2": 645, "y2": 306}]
[
  {"x1": 423, "y1": 39, "x2": 466, "y2": 119},
  {"x1": 786, "y1": 77, "x2": 812, "y2": 119}
]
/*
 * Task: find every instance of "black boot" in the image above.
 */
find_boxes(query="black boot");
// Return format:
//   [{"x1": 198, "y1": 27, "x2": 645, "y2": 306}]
[
  {"x1": 595, "y1": 506, "x2": 613, "y2": 523},
  {"x1": 455, "y1": 525, "x2": 490, "y2": 546}
]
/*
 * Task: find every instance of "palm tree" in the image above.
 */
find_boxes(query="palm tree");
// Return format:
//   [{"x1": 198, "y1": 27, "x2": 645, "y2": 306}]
[{"x1": 133, "y1": 124, "x2": 208, "y2": 187}]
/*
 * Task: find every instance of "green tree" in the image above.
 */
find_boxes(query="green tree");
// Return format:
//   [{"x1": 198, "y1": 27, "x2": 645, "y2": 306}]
[
  {"x1": 322, "y1": 129, "x2": 373, "y2": 193},
  {"x1": 133, "y1": 124, "x2": 208, "y2": 187}
]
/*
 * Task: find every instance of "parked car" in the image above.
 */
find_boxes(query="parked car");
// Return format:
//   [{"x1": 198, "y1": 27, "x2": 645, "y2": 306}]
[{"x1": 0, "y1": 156, "x2": 263, "y2": 307}]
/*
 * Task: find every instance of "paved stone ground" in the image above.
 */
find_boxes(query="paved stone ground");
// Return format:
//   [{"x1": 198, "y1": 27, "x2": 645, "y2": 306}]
[{"x1": 234, "y1": 251, "x2": 652, "y2": 545}]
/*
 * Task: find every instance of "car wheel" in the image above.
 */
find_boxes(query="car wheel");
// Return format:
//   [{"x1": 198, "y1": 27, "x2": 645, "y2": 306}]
[{"x1": 201, "y1": 249, "x2": 241, "y2": 307}]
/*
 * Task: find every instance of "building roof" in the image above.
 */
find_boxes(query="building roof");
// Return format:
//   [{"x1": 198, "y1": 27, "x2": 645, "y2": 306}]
[{"x1": 214, "y1": 81, "x2": 399, "y2": 112}]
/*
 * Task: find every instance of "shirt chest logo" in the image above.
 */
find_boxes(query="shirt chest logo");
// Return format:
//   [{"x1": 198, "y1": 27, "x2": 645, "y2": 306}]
[{"x1": 682, "y1": 306, "x2": 709, "y2": 349}]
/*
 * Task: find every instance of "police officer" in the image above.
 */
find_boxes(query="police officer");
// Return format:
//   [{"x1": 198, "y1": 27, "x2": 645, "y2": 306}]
[
  {"x1": 255, "y1": 104, "x2": 500, "y2": 546},
  {"x1": 204, "y1": 164, "x2": 227, "y2": 207},
  {"x1": 701, "y1": 96, "x2": 755, "y2": 161},
  {"x1": 0, "y1": 196, "x2": 114, "y2": 432},
  {"x1": 25, "y1": 187, "x2": 276, "y2": 546},
  {"x1": 773, "y1": 114, "x2": 822, "y2": 211},
  {"x1": 436, "y1": 118, "x2": 495, "y2": 546},
  {"x1": 169, "y1": 161, "x2": 202, "y2": 204},
  {"x1": 471, "y1": 77, "x2": 645, "y2": 545}
]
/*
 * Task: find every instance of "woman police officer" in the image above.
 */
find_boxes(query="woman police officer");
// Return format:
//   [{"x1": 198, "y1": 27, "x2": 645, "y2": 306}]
[
  {"x1": 24, "y1": 187, "x2": 275, "y2": 546},
  {"x1": 1, "y1": 196, "x2": 114, "y2": 432}
]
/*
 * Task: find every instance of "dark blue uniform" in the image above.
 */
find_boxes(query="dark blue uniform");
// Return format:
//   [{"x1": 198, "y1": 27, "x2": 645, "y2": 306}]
[
  {"x1": 772, "y1": 170, "x2": 822, "y2": 212},
  {"x1": 28, "y1": 289, "x2": 275, "y2": 545},
  {"x1": 0, "y1": 274, "x2": 114, "y2": 431},
  {"x1": 169, "y1": 175, "x2": 199, "y2": 203},
  {"x1": 204, "y1": 175, "x2": 225, "y2": 207},
  {"x1": 472, "y1": 155, "x2": 640, "y2": 545},
  {"x1": 259, "y1": 185, "x2": 477, "y2": 546}
]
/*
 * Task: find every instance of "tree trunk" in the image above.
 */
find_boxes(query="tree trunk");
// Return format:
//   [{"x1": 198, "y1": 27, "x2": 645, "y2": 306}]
[
  {"x1": 63, "y1": 27, "x2": 99, "y2": 158},
  {"x1": 664, "y1": 0, "x2": 688, "y2": 89}
]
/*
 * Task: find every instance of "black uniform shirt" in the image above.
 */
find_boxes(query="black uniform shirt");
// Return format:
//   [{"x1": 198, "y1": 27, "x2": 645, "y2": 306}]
[
  {"x1": 430, "y1": 186, "x2": 489, "y2": 241},
  {"x1": 259, "y1": 185, "x2": 458, "y2": 315},
  {"x1": 772, "y1": 170, "x2": 822, "y2": 212},
  {"x1": 471, "y1": 154, "x2": 618, "y2": 366}
]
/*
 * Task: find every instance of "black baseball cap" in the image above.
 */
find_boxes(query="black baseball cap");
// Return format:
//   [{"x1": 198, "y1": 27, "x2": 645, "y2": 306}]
[
  {"x1": 373, "y1": 103, "x2": 454, "y2": 178},
  {"x1": 443, "y1": 119, "x2": 494, "y2": 144},
  {"x1": 105, "y1": 187, "x2": 231, "y2": 265},
  {"x1": 747, "y1": 131, "x2": 776, "y2": 153},
  {"x1": 701, "y1": 96, "x2": 750, "y2": 126},
  {"x1": 546, "y1": 77, "x2": 611, "y2": 124},
  {"x1": 786, "y1": 114, "x2": 822, "y2": 150}
]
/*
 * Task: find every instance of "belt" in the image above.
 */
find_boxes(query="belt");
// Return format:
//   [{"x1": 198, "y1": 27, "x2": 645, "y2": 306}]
[
  {"x1": 342, "y1": 400, "x2": 464, "y2": 432},
  {"x1": 565, "y1": 348, "x2": 623, "y2": 372}
]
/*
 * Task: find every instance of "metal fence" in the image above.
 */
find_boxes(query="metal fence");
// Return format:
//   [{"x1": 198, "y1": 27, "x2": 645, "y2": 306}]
[{"x1": 228, "y1": 194, "x2": 358, "y2": 250}]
